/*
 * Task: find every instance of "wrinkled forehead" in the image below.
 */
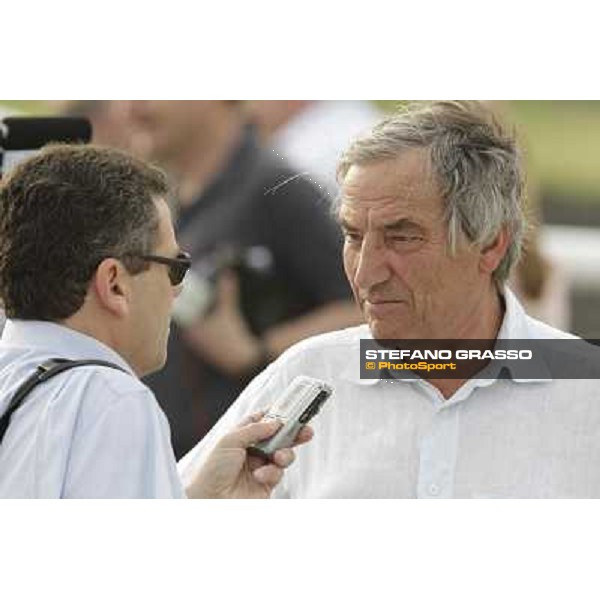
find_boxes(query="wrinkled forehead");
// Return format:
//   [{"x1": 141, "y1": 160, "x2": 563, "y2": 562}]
[{"x1": 337, "y1": 151, "x2": 444, "y2": 227}]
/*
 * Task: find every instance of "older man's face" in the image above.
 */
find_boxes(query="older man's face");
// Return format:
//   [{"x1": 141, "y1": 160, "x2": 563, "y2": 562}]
[{"x1": 339, "y1": 148, "x2": 489, "y2": 340}]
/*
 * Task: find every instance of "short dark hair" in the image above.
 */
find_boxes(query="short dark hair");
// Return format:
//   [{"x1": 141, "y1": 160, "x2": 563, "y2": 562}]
[{"x1": 0, "y1": 144, "x2": 171, "y2": 320}]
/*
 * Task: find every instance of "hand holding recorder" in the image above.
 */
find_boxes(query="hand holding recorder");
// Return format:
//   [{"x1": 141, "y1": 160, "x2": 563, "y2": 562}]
[{"x1": 186, "y1": 376, "x2": 332, "y2": 499}]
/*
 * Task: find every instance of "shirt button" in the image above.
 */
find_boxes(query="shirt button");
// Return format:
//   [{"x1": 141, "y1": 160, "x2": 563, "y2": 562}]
[{"x1": 428, "y1": 483, "x2": 440, "y2": 496}]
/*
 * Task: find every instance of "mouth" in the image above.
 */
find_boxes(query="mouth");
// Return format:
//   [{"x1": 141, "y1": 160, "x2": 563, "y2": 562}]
[
  {"x1": 363, "y1": 299, "x2": 407, "y2": 315},
  {"x1": 363, "y1": 299, "x2": 406, "y2": 306}
]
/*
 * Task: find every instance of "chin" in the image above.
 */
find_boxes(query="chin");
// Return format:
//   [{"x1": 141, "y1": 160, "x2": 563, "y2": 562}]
[
  {"x1": 368, "y1": 319, "x2": 406, "y2": 341},
  {"x1": 141, "y1": 351, "x2": 168, "y2": 378},
  {"x1": 154, "y1": 351, "x2": 168, "y2": 373}
]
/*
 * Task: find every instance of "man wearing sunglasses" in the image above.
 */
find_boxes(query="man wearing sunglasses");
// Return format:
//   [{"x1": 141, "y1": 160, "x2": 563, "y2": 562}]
[{"x1": 0, "y1": 144, "x2": 311, "y2": 498}]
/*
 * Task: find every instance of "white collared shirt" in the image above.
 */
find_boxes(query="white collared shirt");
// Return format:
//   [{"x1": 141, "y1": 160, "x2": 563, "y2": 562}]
[
  {"x1": 0, "y1": 320, "x2": 185, "y2": 498},
  {"x1": 179, "y1": 289, "x2": 600, "y2": 498}
]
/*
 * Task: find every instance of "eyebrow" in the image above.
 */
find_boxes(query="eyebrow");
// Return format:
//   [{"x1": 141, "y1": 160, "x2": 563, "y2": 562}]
[
  {"x1": 339, "y1": 218, "x2": 357, "y2": 231},
  {"x1": 382, "y1": 219, "x2": 424, "y2": 232},
  {"x1": 339, "y1": 218, "x2": 424, "y2": 232}
]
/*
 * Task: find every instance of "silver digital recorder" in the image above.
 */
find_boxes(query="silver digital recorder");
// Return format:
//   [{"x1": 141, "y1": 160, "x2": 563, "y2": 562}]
[{"x1": 248, "y1": 375, "x2": 333, "y2": 458}]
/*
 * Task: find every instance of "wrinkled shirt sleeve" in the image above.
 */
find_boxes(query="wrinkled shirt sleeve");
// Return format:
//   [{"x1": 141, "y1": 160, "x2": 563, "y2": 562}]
[{"x1": 62, "y1": 389, "x2": 185, "y2": 499}]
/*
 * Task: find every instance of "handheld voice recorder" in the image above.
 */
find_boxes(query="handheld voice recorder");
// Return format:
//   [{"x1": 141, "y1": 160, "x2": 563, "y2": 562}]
[{"x1": 249, "y1": 375, "x2": 333, "y2": 458}]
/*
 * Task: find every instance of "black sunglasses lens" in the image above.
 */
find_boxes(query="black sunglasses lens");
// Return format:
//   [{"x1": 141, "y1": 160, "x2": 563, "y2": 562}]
[
  {"x1": 168, "y1": 265, "x2": 183, "y2": 285},
  {"x1": 168, "y1": 254, "x2": 191, "y2": 285},
  {"x1": 134, "y1": 252, "x2": 190, "y2": 285}
]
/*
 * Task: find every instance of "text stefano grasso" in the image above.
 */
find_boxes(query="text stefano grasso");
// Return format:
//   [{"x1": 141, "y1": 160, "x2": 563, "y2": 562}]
[{"x1": 364, "y1": 348, "x2": 533, "y2": 361}]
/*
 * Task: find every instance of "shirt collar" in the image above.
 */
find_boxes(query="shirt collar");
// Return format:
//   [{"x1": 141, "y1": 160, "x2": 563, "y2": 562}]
[
  {"x1": 0, "y1": 319, "x2": 136, "y2": 376},
  {"x1": 492, "y1": 287, "x2": 552, "y2": 382},
  {"x1": 497, "y1": 286, "x2": 530, "y2": 339},
  {"x1": 341, "y1": 287, "x2": 552, "y2": 387}
]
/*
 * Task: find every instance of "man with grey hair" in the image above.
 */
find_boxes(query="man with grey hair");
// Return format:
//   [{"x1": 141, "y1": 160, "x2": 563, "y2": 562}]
[{"x1": 178, "y1": 101, "x2": 600, "y2": 498}]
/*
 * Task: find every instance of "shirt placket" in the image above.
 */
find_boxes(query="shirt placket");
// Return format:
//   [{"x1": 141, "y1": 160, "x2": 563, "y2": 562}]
[
  {"x1": 416, "y1": 399, "x2": 460, "y2": 499},
  {"x1": 414, "y1": 378, "x2": 496, "y2": 498}
]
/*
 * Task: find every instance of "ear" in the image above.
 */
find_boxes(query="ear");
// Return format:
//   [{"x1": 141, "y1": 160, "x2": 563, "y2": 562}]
[
  {"x1": 91, "y1": 258, "x2": 133, "y2": 318},
  {"x1": 479, "y1": 226, "x2": 511, "y2": 276}
]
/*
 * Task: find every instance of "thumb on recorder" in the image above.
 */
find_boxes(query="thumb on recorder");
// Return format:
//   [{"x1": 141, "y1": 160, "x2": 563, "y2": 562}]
[{"x1": 185, "y1": 412, "x2": 313, "y2": 499}]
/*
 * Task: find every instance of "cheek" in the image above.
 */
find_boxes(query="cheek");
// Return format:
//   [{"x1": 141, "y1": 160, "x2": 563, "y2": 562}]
[
  {"x1": 342, "y1": 246, "x2": 360, "y2": 292},
  {"x1": 417, "y1": 253, "x2": 478, "y2": 300},
  {"x1": 387, "y1": 250, "x2": 447, "y2": 298},
  {"x1": 342, "y1": 245, "x2": 356, "y2": 279},
  {"x1": 160, "y1": 286, "x2": 174, "y2": 313},
  {"x1": 387, "y1": 250, "x2": 426, "y2": 287}
]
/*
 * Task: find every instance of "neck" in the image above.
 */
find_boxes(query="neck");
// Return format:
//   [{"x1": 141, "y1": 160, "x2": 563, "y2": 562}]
[
  {"x1": 450, "y1": 283, "x2": 504, "y2": 340},
  {"x1": 168, "y1": 117, "x2": 244, "y2": 208},
  {"x1": 61, "y1": 311, "x2": 138, "y2": 375},
  {"x1": 430, "y1": 284, "x2": 504, "y2": 399}
]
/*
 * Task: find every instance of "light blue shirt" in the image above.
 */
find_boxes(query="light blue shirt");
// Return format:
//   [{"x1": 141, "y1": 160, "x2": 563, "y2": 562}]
[
  {"x1": 0, "y1": 320, "x2": 185, "y2": 498},
  {"x1": 179, "y1": 289, "x2": 600, "y2": 498}
]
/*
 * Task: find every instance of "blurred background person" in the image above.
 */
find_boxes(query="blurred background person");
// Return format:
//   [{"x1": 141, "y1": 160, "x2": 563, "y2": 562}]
[
  {"x1": 484, "y1": 101, "x2": 571, "y2": 330},
  {"x1": 128, "y1": 100, "x2": 361, "y2": 458},
  {"x1": 56, "y1": 100, "x2": 141, "y2": 151},
  {"x1": 249, "y1": 100, "x2": 381, "y2": 195},
  {"x1": 510, "y1": 202, "x2": 571, "y2": 330},
  {"x1": 0, "y1": 105, "x2": 19, "y2": 332}
]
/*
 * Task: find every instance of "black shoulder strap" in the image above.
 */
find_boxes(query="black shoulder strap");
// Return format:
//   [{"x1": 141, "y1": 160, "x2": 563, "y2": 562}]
[{"x1": 0, "y1": 358, "x2": 127, "y2": 445}]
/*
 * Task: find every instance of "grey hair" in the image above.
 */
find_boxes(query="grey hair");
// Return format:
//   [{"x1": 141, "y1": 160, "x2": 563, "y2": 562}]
[{"x1": 336, "y1": 101, "x2": 525, "y2": 283}]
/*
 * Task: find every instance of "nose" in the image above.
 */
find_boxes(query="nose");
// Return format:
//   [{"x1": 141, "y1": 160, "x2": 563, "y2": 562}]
[{"x1": 352, "y1": 233, "x2": 390, "y2": 292}]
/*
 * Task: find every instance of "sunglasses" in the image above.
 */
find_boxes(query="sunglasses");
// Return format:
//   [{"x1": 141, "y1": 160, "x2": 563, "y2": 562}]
[{"x1": 137, "y1": 251, "x2": 192, "y2": 286}]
